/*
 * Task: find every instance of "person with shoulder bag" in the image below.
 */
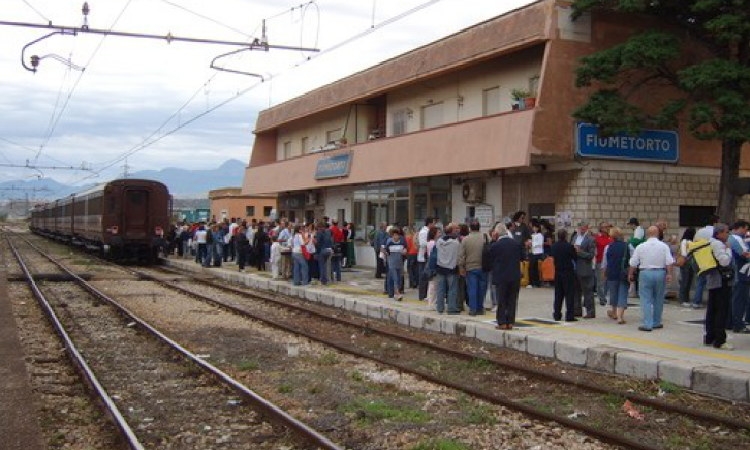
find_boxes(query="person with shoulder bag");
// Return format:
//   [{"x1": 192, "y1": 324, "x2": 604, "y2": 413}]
[
  {"x1": 703, "y1": 224, "x2": 734, "y2": 349},
  {"x1": 678, "y1": 228, "x2": 696, "y2": 307}
]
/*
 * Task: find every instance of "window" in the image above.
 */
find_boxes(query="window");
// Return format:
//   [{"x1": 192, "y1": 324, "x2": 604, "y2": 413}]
[
  {"x1": 263, "y1": 206, "x2": 273, "y2": 217},
  {"x1": 326, "y1": 128, "x2": 342, "y2": 144},
  {"x1": 245, "y1": 206, "x2": 255, "y2": 216},
  {"x1": 421, "y1": 102, "x2": 444, "y2": 130},
  {"x1": 283, "y1": 141, "x2": 292, "y2": 159},
  {"x1": 482, "y1": 86, "x2": 501, "y2": 116},
  {"x1": 528, "y1": 203, "x2": 555, "y2": 219},
  {"x1": 529, "y1": 76, "x2": 540, "y2": 97},
  {"x1": 301, "y1": 136, "x2": 309, "y2": 154},
  {"x1": 679, "y1": 205, "x2": 716, "y2": 227},
  {"x1": 392, "y1": 109, "x2": 409, "y2": 136}
]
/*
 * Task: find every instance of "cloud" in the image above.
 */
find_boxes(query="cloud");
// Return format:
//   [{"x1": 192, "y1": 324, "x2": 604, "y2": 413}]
[{"x1": 0, "y1": 0, "x2": 533, "y2": 186}]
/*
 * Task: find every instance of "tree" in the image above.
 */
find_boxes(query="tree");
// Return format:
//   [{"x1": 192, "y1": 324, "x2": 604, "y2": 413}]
[{"x1": 571, "y1": 0, "x2": 750, "y2": 224}]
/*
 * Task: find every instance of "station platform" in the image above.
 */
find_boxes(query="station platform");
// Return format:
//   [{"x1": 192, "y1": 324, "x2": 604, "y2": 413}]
[
  {"x1": 164, "y1": 257, "x2": 750, "y2": 403},
  {"x1": 0, "y1": 265, "x2": 45, "y2": 450}
]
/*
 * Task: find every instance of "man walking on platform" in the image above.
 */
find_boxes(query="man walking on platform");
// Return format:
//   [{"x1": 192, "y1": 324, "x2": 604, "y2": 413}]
[
  {"x1": 459, "y1": 220, "x2": 488, "y2": 315},
  {"x1": 571, "y1": 221, "x2": 597, "y2": 318},
  {"x1": 628, "y1": 226, "x2": 674, "y2": 332},
  {"x1": 489, "y1": 222, "x2": 523, "y2": 329},
  {"x1": 550, "y1": 229, "x2": 578, "y2": 322}
]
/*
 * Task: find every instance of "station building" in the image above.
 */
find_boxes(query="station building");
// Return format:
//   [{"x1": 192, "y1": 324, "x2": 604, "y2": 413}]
[
  {"x1": 243, "y1": 0, "x2": 750, "y2": 265},
  {"x1": 208, "y1": 187, "x2": 277, "y2": 224}
]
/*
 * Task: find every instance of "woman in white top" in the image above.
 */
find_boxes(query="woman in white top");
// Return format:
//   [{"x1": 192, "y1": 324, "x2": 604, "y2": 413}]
[
  {"x1": 678, "y1": 227, "x2": 697, "y2": 307},
  {"x1": 528, "y1": 222, "x2": 545, "y2": 288},
  {"x1": 425, "y1": 226, "x2": 440, "y2": 307}
]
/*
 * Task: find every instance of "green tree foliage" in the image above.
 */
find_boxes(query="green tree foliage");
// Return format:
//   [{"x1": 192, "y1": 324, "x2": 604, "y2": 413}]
[{"x1": 571, "y1": 0, "x2": 750, "y2": 222}]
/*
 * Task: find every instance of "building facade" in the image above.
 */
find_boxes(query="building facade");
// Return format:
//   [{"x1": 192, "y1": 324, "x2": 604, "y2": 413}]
[
  {"x1": 243, "y1": 0, "x2": 749, "y2": 264},
  {"x1": 208, "y1": 187, "x2": 277, "y2": 224}
]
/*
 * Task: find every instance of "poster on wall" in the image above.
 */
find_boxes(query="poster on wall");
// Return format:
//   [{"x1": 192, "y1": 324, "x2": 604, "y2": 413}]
[
  {"x1": 474, "y1": 205, "x2": 494, "y2": 229},
  {"x1": 556, "y1": 211, "x2": 572, "y2": 229}
]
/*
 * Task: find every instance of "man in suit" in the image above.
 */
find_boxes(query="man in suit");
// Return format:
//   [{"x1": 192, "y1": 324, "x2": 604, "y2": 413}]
[
  {"x1": 550, "y1": 228, "x2": 578, "y2": 322},
  {"x1": 489, "y1": 222, "x2": 523, "y2": 329},
  {"x1": 571, "y1": 221, "x2": 597, "y2": 318}
]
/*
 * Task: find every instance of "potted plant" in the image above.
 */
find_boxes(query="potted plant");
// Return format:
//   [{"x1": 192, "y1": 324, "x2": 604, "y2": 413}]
[{"x1": 510, "y1": 88, "x2": 536, "y2": 110}]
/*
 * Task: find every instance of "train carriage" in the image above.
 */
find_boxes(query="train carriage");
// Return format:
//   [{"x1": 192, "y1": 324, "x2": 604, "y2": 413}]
[{"x1": 31, "y1": 179, "x2": 171, "y2": 262}]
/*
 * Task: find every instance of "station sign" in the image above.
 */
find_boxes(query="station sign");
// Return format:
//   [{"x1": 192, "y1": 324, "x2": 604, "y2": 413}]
[
  {"x1": 315, "y1": 153, "x2": 352, "y2": 179},
  {"x1": 575, "y1": 122, "x2": 679, "y2": 163}
]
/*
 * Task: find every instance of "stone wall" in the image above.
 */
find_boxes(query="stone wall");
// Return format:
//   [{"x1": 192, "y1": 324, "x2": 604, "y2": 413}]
[{"x1": 504, "y1": 165, "x2": 750, "y2": 235}]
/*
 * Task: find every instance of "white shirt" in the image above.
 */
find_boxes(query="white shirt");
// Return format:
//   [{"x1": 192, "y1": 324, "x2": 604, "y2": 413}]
[
  {"x1": 629, "y1": 237, "x2": 674, "y2": 269},
  {"x1": 633, "y1": 225, "x2": 645, "y2": 240},
  {"x1": 417, "y1": 225, "x2": 430, "y2": 262},
  {"x1": 531, "y1": 232, "x2": 544, "y2": 255}
]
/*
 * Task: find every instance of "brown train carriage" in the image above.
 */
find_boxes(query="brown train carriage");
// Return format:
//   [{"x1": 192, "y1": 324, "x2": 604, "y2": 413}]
[{"x1": 31, "y1": 179, "x2": 171, "y2": 262}]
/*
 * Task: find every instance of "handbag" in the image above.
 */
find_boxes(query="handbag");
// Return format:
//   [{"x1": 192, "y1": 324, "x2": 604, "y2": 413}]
[
  {"x1": 674, "y1": 254, "x2": 686, "y2": 267},
  {"x1": 301, "y1": 244, "x2": 312, "y2": 260}
]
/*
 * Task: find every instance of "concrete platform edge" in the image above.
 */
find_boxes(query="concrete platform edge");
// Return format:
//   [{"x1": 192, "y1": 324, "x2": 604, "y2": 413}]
[{"x1": 164, "y1": 259, "x2": 750, "y2": 402}]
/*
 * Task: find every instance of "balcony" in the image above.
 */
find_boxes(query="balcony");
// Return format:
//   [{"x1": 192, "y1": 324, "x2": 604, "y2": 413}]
[{"x1": 243, "y1": 109, "x2": 535, "y2": 195}]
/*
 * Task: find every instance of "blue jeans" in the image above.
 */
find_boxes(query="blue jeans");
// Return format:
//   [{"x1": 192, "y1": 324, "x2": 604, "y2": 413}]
[
  {"x1": 317, "y1": 248, "x2": 332, "y2": 284},
  {"x1": 331, "y1": 255, "x2": 342, "y2": 282},
  {"x1": 638, "y1": 269, "x2": 666, "y2": 329},
  {"x1": 197, "y1": 243, "x2": 208, "y2": 266},
  {"x1": 212, "y1": 242, "x2": 223, "y2": 266},
  {"x1": 435, "y1": 272, "x2": 458, "y2": 313},
  {"x1": 386, "y1": 264, "x2": 403, "y2": 297},
  {"x1": 730, "y1": 277, "x2": 750, "y2": 331},
  {"x1": 466, "y1": 269, "x2": 488, "y2": 313},
  {"x1": 693, "y1": 273, "x2": 706, "y2": 306},
  {"x1": 606, "y1": 279, "x2": 629, "y2": 309},
  {"x1": 292, "y1": 253, "x2": 308, "y2": 285}
]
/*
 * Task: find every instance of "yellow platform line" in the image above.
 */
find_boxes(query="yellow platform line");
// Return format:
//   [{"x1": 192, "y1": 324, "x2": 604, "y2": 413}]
[{"x1": 528, "y1": 320, "x2": 750, "y2": 363}]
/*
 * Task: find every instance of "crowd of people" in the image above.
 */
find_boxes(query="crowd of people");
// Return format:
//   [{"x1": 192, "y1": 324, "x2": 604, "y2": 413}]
[
  {"x1": 165, "y1": 217, "x2": 356, "y2": 286},
  {"x1": 373, "y1": 212, "x2": 748, "y2": 351},
  {"x1": 166, "y1": 211, "x2": 749, "y2": 351}
]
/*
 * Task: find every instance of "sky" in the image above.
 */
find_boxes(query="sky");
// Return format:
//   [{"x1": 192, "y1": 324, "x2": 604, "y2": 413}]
[{"x1": 0, "y1": 0, "x2": 536, "y2": 190}]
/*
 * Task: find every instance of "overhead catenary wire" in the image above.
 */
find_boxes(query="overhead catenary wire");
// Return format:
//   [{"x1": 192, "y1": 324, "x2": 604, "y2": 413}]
[
  {"x1": 20, "y1": 0, "x2": 50, "y2": 23},
  {"x1": 34, "y1": 0, "x2": 135, "y2": 164},
  {"x1": 25, "y1": 0, "x2": 448, "y2": 190}
]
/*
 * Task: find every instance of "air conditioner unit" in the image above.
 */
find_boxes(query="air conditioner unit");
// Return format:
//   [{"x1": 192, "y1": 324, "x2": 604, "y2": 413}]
[
  {"x1": 462, "y1": 181, "x2": 485, "y2": 203},
  {"x1": 306, "y1": 192, "x2": 318, "y2": 206}
]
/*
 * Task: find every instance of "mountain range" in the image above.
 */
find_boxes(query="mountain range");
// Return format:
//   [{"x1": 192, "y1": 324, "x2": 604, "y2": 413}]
[{"x1": 0, "y1": 159, "x2": 247, "y2": 201}]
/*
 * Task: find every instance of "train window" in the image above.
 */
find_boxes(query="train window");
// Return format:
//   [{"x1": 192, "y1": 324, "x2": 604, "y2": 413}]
[
  {"x1": 89, "y1": 196, "x2": 102, "y2": 215},
  {"x1": 128, "y1": 191, "x2": 145, "y2": 205},
  {"x1": 108, "y1": 196, "x2": 117, "y2": 214}
]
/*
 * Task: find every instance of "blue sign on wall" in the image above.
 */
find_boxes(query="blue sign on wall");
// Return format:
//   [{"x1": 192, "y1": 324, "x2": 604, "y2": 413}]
[
  {"x1": 315, "y1": 153, "x2": 352, "y2": 179},
  {"x1": 575, "y1": 123, "x2": 679, "y2": 163}
]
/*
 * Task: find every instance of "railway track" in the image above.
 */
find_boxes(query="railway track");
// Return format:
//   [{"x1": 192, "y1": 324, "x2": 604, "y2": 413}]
[
  {"x1": 132, "y1": 263, "x2": 750, "y2": 450},
  {"x1": 10, "y1": 229, "x2": 750, "y2": 449},
  {"x1": 7, "y1": 235, "x2": 342, "y2": 450}
]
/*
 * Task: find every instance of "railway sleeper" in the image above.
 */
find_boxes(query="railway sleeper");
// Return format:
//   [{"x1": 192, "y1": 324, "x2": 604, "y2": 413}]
[{"x1": 7, "y1": 273, "x2": 92, "y2": 282}]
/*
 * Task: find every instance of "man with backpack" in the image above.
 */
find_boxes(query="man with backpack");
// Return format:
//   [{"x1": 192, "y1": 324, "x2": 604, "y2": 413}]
[{"x1": 459, "y1": 220, "x2": 488, "y2": 315}]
